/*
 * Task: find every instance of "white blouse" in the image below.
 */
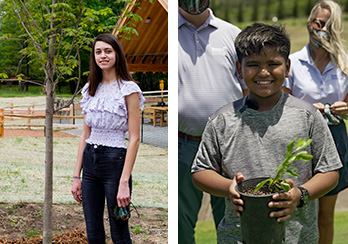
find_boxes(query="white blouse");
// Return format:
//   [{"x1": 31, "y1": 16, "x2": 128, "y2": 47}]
[{"x1": 80, "y1": 80, "x2": 145, "y2": 148}]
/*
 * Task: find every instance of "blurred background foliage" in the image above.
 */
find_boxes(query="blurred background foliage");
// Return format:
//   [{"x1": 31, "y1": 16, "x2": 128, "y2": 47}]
[{"x1": 0, "y1": 0, "x2": 167, "y2": 94}]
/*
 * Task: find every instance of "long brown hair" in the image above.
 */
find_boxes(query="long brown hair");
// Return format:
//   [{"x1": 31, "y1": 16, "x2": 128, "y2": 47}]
[{"x1": 88, "y1": 33, "x2": 134, "y2": 96}]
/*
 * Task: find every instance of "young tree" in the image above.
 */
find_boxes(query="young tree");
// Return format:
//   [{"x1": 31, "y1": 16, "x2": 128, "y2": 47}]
[
  {"x1": 293, "y1": 0, "x2": 299, "y2": 18},
  {"x1": 277, "y1": 0, "x2": 284, "y2": 20},
  {"x1": 2, "y1": 0, "x2": 143, "y2": 243},
  {"x1": 223, "y1": 0, "x2": 230, "y2": 21},
  {"x1": 306, "y1": 0, "x2": 313, "y2": 16},
  {"x1": 251, "y1": 0, "x2": 259, "y2": 22},
  {"x1": 237, "y1": 0, "x2": 244, "y2": 23},
  {"x1": 264, "y1": 0, "x2": 271, "y2": 21}
]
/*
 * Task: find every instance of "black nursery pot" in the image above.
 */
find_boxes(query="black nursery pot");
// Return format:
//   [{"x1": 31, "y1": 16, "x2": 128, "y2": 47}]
[{"x1": 237, "y1": 178, "x2": 285, "y2": 244}]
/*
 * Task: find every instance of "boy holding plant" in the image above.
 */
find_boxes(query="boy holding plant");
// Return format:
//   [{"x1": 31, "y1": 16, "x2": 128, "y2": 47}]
[{"x1": 191, "y1": 23, "x2": 342, "y2": 243}]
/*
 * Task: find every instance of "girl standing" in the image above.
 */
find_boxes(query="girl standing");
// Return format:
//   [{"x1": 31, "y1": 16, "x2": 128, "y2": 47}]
[{"x1": 71, "y1": 33, "x2": 145, "y2": 243}]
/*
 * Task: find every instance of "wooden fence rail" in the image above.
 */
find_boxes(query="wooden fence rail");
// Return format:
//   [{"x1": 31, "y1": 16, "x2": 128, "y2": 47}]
[
  {"x1": 0, "y1": 104, "x2": 83, "y2": 137},
  {"x1": 0, "y1": 90, "x2": 167, "y2": 137}
]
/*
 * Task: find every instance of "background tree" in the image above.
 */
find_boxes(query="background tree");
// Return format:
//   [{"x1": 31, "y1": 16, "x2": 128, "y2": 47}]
[
  {"x1": 0, "y1": 0, "x2": 34, "y2": 88},
  {"x1": 0, "y1": 0, "x2": 141, "y2": 94},
  {"x1": 264, "y1": 0, "x2": 271, "y2": 21},
  {"x1": 251, "y1": 0, "x2": 259, "y2": 21},
  {"x1": 277, "y1": 0, "x2": 285, "y2": 20},
  {"x1": 133, "y1": 72, "x2": 168, "y2": 91},
  {"x1": 210, "y1": 0, "x2": 216, "y2": 12},
  {"x1": 223, "y1": 0, "x2": 230, "y2": 21},
  {"x1": 306, "y1": 0, "x2": 313, "y2": 16},
  {"x1": 237, "y1": 0, "x2": 244, "y2": 23},
  {"x1": 293, "y1": 0, "x2": 299, "y2": 18}
]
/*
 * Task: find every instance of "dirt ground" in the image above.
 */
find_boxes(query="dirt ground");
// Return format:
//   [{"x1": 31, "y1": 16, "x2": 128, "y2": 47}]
[
  {"x1": 0, "y1": 202, "x2": 167, "y2": 244},
  {"x1": 2, "y1": 129, "x2": 77, "y2": 138},
  {"x1": 0, "y1": 129, "x2": 168, "y2": 243}
]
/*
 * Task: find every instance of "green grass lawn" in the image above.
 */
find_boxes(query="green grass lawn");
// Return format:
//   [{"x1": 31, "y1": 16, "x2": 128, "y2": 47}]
[
  {"x1": 195, "y1": 211, "x2": 348, "y2": 243},
  {"x1": 195, "y1": 220, "x2": 217, "y2": 243},
  {"x1": 0, "y1": 83, "x2": 76, "y2": 97}
]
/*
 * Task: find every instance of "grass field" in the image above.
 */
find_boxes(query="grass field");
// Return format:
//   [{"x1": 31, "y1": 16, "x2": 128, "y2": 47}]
[
  {"x1": 234, "y1": 18, "x2": 348, "y2": 53},
  {"x1": 195, "y1": 210, "x2": 348, "y2": 243},
  {"x1": 0, "y1": 136, "x2": 168, "y2": 208},
  {"x1": 0, "y1": 83, "x2": 74, "y2": 97}
]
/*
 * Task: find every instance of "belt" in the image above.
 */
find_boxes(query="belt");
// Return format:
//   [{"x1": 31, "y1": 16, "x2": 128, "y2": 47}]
[{"x1": 178, "y1": 131, "x2": 201, "y2": 142}]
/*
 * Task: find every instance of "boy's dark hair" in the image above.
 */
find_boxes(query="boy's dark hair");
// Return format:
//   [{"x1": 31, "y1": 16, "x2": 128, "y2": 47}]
[{"x1": 235, "y1": 23, "x2": 291, "y2": 63}]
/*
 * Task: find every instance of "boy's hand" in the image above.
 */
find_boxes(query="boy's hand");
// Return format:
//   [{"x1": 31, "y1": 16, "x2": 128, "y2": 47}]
[
  {"x1": 268, "y1": 179, "x2": 301, "y2": 222},
  {"x1": 228, "y1": 172, "x2": 245, "y2": 217}
]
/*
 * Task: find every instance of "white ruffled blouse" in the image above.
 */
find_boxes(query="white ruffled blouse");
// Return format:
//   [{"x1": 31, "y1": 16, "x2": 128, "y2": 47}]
[{"x1": 80, "y1": 80, "x2": 145, "y2": 148}]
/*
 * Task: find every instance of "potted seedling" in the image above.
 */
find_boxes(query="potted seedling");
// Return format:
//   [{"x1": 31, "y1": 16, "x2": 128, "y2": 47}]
[{"x1": 237, "y1": 138, "x2": 313, "y2": 244}]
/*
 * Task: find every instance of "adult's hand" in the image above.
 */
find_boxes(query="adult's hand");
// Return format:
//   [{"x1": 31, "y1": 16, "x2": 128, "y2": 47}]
[
  {"x1": 331, "y1": 101, "x2": 348, "y2": 118},
  {"x1": 313, "y1": 102, "x2": 325, "y2": 113}
]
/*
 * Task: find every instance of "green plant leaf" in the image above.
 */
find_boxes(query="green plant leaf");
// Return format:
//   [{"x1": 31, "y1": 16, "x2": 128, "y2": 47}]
[
  {"x1": 285, "y1": 168, "x2": 298, "y2": 177},
  {"x1": 281, "y1": 181, "x2": 291, "y2": 192},
  {"x1": 254, "y1": 179, "x2": 270, "y2": 192},
  {"x1": 287, "y1": 137, "x2": 296, "y2": 154},
  {"x1": 287, "y1": 155, "x2": 297, "y2": 163},
  {"x1": 254, "y1": 138, "x2": 313, "y2": 193},
  {"x1": 294, "y1": 138, "x2": 312, "y2": 152},
  {"x1": 295, "y1": 152, "x2": 313, "y2": 161}
]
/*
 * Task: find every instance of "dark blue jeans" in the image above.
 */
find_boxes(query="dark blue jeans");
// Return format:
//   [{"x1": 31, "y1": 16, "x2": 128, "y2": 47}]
[{"x1": 82, "y1": 144, "x2": 132, "y2": 244}]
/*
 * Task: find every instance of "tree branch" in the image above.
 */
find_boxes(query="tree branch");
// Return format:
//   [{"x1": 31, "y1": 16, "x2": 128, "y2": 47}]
[
  {"x1": 54, "y1": 44, "x2": 83, "y2": 113},
  {"x1": 39, "y1": 3, "x2": 47, "y2": 32},
  {"x1": 1, "y1": 79, "x2": 45, "y2": 87},
  {"x1": 52, "y1": 19, "x2": 65, "y2": 75},
  {"x1": 18, "y1": 0, "x2": 47, "y2": 41},
  {"x1": 12, "y1": 0, "x2": 45, "y2": 56},
  {"x1": 53, "y1": 5, "x2": 84, "y2": 85}
]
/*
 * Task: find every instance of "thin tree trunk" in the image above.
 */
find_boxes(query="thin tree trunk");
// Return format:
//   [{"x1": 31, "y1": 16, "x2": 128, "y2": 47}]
[
  {"x1": 43, "y1": 1, "x2": 56, "y2": 243},
  {"x1": 43, "y1": 79, "x2": 54, "y2": 244}
]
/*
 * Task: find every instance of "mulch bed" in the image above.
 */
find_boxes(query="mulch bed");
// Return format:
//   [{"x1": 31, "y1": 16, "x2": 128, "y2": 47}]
[
  {"x1": 0, "y1": 203, "x2": 167, "y2": 244},
  {"x1": 0, "y1": 230, "x2": 87, "y2": 244}
]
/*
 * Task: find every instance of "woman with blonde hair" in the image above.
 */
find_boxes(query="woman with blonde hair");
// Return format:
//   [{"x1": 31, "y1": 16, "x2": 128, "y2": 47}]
[{"x1": 283, "y1": 1, "x2": 348, "y2": 243}]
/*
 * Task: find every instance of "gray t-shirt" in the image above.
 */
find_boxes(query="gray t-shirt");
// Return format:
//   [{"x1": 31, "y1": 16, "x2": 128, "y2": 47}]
[{"x1": 192, "y1": 92, "x2": 342, "y2": 244}]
